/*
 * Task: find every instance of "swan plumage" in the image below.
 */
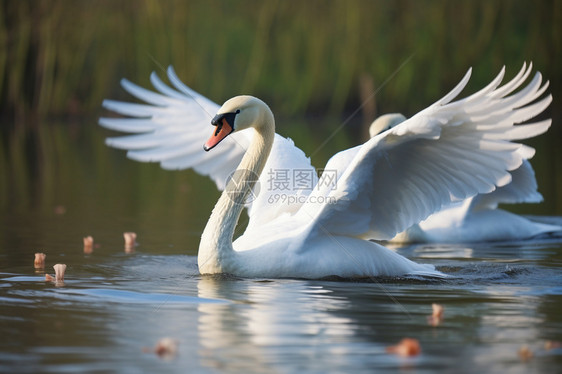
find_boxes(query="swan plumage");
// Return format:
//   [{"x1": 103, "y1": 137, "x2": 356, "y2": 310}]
[
  {"x1": 370, "y1": 114, "x2": 561, "y2": 243},
  {"x1": 196, "y1": 95, "x2": 447, "y2": 278},
  {"x1": 100, "y1": 63, "x2": 553, "y2": 278}
]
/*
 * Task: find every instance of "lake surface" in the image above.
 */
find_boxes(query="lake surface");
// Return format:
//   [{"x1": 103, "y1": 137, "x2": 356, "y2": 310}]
[{"x1": 1, "y1": 123, "x2": 562, "y2": 373}]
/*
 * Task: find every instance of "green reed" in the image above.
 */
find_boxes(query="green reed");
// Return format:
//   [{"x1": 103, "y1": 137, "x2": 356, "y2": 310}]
[
  {"x1": 1, "y1": 0, "x2": 562, "y2": 218},
  {"x1": 0, "y1": 0, "x2": 559, "y2": 125}
]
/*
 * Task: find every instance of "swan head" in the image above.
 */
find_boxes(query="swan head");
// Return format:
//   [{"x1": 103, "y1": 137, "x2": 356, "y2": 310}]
[
  {"x1": 369, "y1": 113, "x2": 407, "y2": 138},
  {"x1": 204, "y1": 95, "x2": 273, "y2": 151}
]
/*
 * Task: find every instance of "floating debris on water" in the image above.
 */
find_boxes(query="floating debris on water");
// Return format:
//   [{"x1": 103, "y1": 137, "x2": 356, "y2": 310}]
[
  {"x1": 83, "y1": 236, "x2": 94, "y2": 254},
  {"x1": 45, "y1": 264, "x2": 66, "y2": 284},
  {"x1": 544, "y1": 340, "x2": 561, "y2": 351},
  {"x1": 124, "y1": 232, "x2": 137, "y2": 253},
  {"x1": 518, "y1": 345, "x2": 533, "y2": 362},
  {"x1": 143, "y1": 337, "x2": 179, "y2": 359},
  {"x1": 386, "y1": 338, "x2": 421, "y2": 357},
  {"x1": 54, "y1": 264, "x2": 66, "y2": 281},
  {"x1": 34, "y1": 253, "x2": 46, "y2": 268},
  {"x1": 427, "y1": 303, "x2": 444, "y2": 326}
]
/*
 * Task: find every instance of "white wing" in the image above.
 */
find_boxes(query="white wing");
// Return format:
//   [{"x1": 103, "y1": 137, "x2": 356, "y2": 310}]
[
  {"x1": 99, "y1": 66, "x2": 253, "y2": 190},
  {"x1": 469, "y1": 159, "x2": 543, "y2": 211},
  {"x1": 99, "y1": 67, "x2": 317, "y2": 221},
  {"x1": 414, "y1": 159, "x2": 544, "y2": 231},
  {"x1": 297, "y1": 63, "x2": 551, "y2": 240}
]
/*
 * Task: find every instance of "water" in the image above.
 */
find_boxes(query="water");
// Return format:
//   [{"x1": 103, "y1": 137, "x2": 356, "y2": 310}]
[
  {"x1": 2, "y1": 238, "x2": 562, "y2": 373},
  {"x1": 1, "y1": 123, "x2": 562, "y2": 373}
]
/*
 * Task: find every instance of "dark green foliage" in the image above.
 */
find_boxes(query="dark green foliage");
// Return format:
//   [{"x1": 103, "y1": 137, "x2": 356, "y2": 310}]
[
  {"x1": 0, "y1": 0, "x2": 559, "y2": 124},
  {"x1": 0, "y1": 0, "x2": 560, "y2": 216}
]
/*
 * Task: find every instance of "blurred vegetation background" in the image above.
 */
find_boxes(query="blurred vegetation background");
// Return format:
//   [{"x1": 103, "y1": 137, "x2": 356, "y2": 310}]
[
  {"x1": 1, "y1": 0, "x2": 560, "y2": 123},
  {"x1": 0, "y1": 0, "x2": 561, "y2": 241}
]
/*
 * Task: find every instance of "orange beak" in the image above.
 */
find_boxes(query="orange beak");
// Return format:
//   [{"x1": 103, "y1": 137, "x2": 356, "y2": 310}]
[{"x1": 204, "y1": 118, "x2": 234, "y2": 151}]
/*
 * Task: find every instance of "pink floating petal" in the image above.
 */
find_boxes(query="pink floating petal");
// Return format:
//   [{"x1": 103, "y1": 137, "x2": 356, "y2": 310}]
[
  {"x1": 432, "y1": 303, "x2": 444, "y2": 318},
  {"x1": 83, "y1": 236, "x2": 94, "y2": 247},
  {"x1": 34, "y1": 253, "x2": 46, "y2": 268},
  {"x1": 427, "y1": 303, "x2": 444, "y2": 326},
  {"x1": 153, "y1": 338, "x2": 179, "y2": 359},
  {"x1": 386, "y1": 338, "x2": 421, "y2": 357},
  {"x1": 83, "y1": 236, "x2": 94, "y2": 254},
  {"x1": 518, "y1": 345, "x2": 533, "y2": 361},
  {"x1": 124, "y1": 232, "x2": 137, "y2": 247},
  {"x1": 545, "y1": 340, "x2": 561, "y2": 350},
  {"x1": 53, "y1": 264, "x2": 66, "y2": 281}
]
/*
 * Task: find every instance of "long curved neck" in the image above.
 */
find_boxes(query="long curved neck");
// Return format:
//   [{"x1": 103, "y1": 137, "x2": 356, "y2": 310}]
[{"x1": 198, "y1": 111, "x2": 275, "y2": 274}]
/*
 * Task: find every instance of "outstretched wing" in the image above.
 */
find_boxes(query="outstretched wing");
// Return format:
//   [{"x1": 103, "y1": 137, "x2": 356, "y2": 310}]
[
  {"x1": 99, "y1": 66, "x2": 252, "y2": 190},
  {"x1": 298, "y1": 63, "x2": 552, "y2": 240},
  {"x1": 469, "y1": 159, "x2": 543, "y2": 211},
  {"x1": 404, "y1": 148, "x2": 544, "y2": 227},
  {"x1": 99, "y1": 66, "x2": 318, "y2": 223}
]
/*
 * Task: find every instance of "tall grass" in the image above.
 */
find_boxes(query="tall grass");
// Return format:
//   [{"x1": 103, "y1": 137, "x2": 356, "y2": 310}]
[{"x1": 0, "y1": 0, "x2": 559, "y2": 126}]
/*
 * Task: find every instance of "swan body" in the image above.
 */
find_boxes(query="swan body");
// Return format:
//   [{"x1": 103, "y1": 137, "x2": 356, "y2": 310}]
[
  {"x1": 99, "y1": 63, "x2": 553, "y2": 278},
  {"x1": 197, "y1": 96, "x2": 438, "y2": 278},
  {"x1": 370, "y1": 113, "x2": 562, "y2": 243}
]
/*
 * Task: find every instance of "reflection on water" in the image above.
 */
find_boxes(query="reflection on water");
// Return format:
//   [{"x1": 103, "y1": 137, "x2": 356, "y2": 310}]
[
  {"x1": 1, "y1": 239, "x2": 561, "y2": 373},
  {"x1": 197, "y1": 278, "x2": 361, "y2": 373},
  {"x1": 1, "y1": 123, "x2": 562, "y2": 373}
]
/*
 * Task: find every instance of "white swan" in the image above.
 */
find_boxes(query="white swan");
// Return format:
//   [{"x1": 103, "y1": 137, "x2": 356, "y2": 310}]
[
  {"x1": 99, "y1": 63, "x2": 552, "y2": 278},
  {"x1": 369, "y1": 113, "x2": 561, "y2": 243},
  {"x1": 197, "y1": 95, "x2": 445, "y2": 278}
]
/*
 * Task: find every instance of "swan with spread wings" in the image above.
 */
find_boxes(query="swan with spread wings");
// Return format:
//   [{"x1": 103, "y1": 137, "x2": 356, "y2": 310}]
[{"x1": 100, "y1": 63, "x2": 552, "y2": 278}]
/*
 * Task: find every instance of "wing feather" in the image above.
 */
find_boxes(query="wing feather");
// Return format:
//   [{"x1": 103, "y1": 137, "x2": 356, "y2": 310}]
[
  {"x1": 98, "y1": 67, "x2": 252, "y2": 190},
  {"x1": 120, "y1": 78, "x2": 179, "y2": 107},
  {"x1": 98, "y1": 118, "x2": 159, "y2": 133},
  {"x1": 470, "y1": 159, "x2": 544, "y2": 211},
  {"x1": 299, "y1": 64, "x2": 552, "y2": 240}
]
